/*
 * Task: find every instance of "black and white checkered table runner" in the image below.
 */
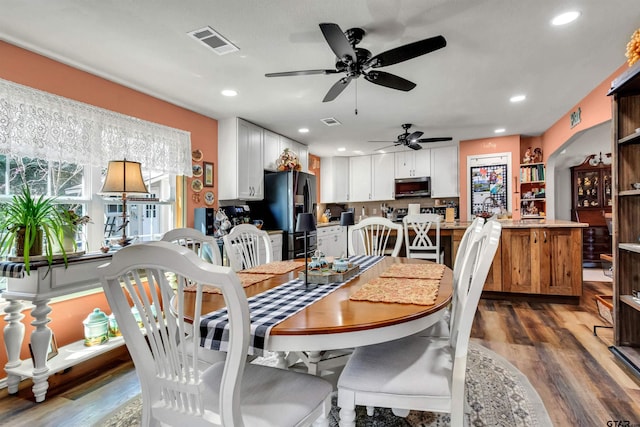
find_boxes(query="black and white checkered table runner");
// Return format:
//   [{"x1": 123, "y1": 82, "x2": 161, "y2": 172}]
[
  {"x1": 200, "y1": 255, "x2": 384, "y2": 356},
  {"x1": 0, "y1": 262, "x2": 25, "y2": 279}
]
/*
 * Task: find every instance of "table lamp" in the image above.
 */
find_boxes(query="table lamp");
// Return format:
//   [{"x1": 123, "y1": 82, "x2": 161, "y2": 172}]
[
  {"x1": 340, "y1": 211, "x2": 355, "y2": 258},
  {"x1": 295, "y1": 212, "x2": 316, "y2": 289},
  {"x1": 100, "y1": 159, "x2": 149, "y2": 246}
]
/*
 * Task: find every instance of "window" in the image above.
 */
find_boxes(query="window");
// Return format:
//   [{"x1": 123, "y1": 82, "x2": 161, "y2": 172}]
[{"x1": 0, "y1": 155, "x2": 177, "y2": 291}]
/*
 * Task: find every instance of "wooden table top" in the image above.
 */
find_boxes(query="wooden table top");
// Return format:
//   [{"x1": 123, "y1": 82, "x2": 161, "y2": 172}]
[{"x1": 186, "y1": 257, "x2": 453, "y2": 339}]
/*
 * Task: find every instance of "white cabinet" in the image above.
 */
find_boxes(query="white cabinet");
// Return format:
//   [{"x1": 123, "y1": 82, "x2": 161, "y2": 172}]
[
  {"x1": 430, "y1": 145, "x2": 459, "y2": 197},
  {"x1": 263, "y1": 129, "x2": 281, "y2": 171},
  {"x1": 258, "y1": 232, "x2": 283, "y2": 262},
  {"x1": 395, "y1": 149, "x2": 431, "y2": 178},
  {"x1": 320, "y1": 156, "x2": 349, "y2": 203},
  {"x1": 218, "y1": 117, "x2": 264, "y2": 200},
  {"x1": 349, "y1": 156, "x2": 373, "y2": 202},
  {"x1": 317, "y1": 225, "x2": 345, "y2": 258},
  {"x1": 279, "y1": 135, "x2": 308, "y2": 172},
  {"x1": 371, "y1": 153, "x2": 395, "y2": 200}
]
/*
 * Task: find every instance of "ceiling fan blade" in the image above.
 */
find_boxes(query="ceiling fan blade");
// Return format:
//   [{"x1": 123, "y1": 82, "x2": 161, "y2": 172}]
[
  {"x1": 407, "y1": 142, "x2": 423, "y2": 151},
  {"x1": 407, "y1": 131, "x2": 424, "y2": 141},
  {"x1": 374, "y1": 143, "x2": 402, "y2": 151},
  {"x1": 265, "y1": 69, "x2": 339, "y2": 77},
  {"x1": 368, "y1": 140, "x2": 397, "y2": 143},
  {"x1": 366, "y1": 35, "x2": 447, "y2": 68},
  {"x1": 364, "y1": 71, "x2": 416, "y2": 91},
  {"x1": 319, "y1": 23, "x2": 356, "y2": 61},
  {"x1": 323, "y1": 76, "x2": 353, "y2": 102},
  {"x1": 416, "y1": 137, "x2": 454, "y2": 143}
]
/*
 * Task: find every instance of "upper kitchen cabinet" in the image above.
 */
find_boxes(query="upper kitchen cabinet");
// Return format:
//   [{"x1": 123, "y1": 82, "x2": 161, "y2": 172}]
[
  {"x1": 371, "y1": 153, "x2": 395, "y2": 200},
  {"x1": 430, "y1": 145, "x2": 459, "y2": 197},
  {"x1": 279, "y1": 135, "x2": 308, "y2": 172},
  {"x1": 395, "y1": 149, "x2": 431, "y2": 178},
  {"x1": 320, "y1": 156, "x2": 349, "y2": 203},
  {"x1": 349, "y1": 155, "x2": 372, "y2": 202},
  {"x1": 263, "y1": 129, "x2": 280, "y2": 171},
  {"x1": 218, "y1": 117, "x2": 264, "y2": 201}
]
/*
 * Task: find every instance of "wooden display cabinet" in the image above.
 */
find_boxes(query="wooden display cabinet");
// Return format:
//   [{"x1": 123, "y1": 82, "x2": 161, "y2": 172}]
[
  {"x1": 570, "y1": 153, "x2": 612, "y2": 267},
  {"x1": 520, "y1": 163, "x2": 546, "y2": 218},
  {"x1": 608, "y1": 61, "x2": 640, "y2": 377}
]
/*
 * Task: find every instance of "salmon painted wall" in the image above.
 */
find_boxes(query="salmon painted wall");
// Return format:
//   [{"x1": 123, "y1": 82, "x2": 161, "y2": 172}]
[
  {"x1": 540, "y1": 64, "x2": 627, "y2": 158},
  {"x1": 0, "y1": 41, "x2": 218, "y2": 372},
  {"x1": 458, "y1": 63, "x2": 627, "y2": 221},
  {"x1": 459, "y1": 135, "x2": 521, "y2": 221}
]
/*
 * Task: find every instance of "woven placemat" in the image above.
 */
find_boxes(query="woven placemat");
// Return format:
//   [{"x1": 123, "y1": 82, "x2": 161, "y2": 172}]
[
  {"x1": 379, "y1": 263, "x2": 445, "y2": 280},
  {"x1": 185, "y1": 273, "x2": 275, "y2": 294},
  {"x1": 241, "y1": 260, "x2": 304, "y2": 275},
  {"x1": 349, "y1": 277, "x2": 440, "y2": 305}
]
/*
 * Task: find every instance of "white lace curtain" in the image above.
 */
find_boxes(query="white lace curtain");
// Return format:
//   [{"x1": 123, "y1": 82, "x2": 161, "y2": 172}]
[{"x1": 0, "y1": 78, "x2": 192, "y2": 176}]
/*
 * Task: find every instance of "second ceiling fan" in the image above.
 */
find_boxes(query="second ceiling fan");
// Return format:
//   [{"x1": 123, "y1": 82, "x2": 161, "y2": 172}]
[
  {"x1": 370, "y1": 124, "x2": 452, "y2": 151},
  {"x1": 265, "y1": 23, "x2": 446, "y2": 102}
]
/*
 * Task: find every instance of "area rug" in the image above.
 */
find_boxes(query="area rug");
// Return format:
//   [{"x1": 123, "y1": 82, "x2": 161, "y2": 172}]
[{"x1": 98, "y1": 342, "x2": 552, "y2": 426}]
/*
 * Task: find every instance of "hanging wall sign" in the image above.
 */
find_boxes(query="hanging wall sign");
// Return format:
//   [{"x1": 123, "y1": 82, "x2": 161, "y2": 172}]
[{"x1": 570, "y1": 107, "x2": 581, "y2": 128}]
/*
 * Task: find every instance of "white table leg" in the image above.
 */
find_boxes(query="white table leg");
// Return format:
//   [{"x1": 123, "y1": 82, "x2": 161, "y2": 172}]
[
  {"x1": 275, "y1": 351, "x2": 288, "y2": 369},
  {"x1": 3, "y1": 299, "x2": 25, "y2": 394},
  {"x1": 306, "y1": 351, "x2": 323, "y2": 376},
  {"x1": 30, "y1": 299, "x2": 52, "y2": 403}
]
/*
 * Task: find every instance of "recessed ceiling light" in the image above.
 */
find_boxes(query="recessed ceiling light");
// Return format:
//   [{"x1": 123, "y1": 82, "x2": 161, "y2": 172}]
[
  {"x1": 353, "y1": 150, "x2": 364, "y2": 155},
  {"x1": 510, "y1": 94, "x2": 526, "y2": 103},
  {"x1": 221, "y1": 89, "x2": 237, "y2": 97},
  {"x1": 298, "y1": 128, "x2": 309, "y2": 133},
  {"x1": 494, "y1": 128, "x2": 506, "y2": 134},
  {"x1": 377, "y1": 150, "x2": 386, "y2": 154},
  {"x1": 337, "y1": 147, "x2": 346, "y2": 152},
  {"x1": 551, "y1": 11, "x2": 580, "y2": 26}
]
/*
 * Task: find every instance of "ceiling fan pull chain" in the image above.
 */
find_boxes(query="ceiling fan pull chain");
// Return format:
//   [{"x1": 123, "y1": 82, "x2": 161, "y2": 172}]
[{"x1": 355, "y1": 79, "x2": 358, "y2": 115}]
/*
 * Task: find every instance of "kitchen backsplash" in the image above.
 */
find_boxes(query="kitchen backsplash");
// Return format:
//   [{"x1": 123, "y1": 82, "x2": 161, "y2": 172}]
[{"x1": 319, "y1": 197, "x2": 459, "y2": 221}]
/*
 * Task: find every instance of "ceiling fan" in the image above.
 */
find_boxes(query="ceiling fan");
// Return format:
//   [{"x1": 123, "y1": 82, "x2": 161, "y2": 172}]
[
  {"x1": 369, "y1": 123, "x2": 452, "y2": 151},
  {"x1": 265, "y1": 23, "x2": 446, "y2": 102}
]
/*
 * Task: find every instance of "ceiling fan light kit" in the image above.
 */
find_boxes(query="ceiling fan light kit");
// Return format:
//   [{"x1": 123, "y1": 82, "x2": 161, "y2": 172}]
[{"x1": 265, "y1": 22, "x2": 446, "y2": 102}]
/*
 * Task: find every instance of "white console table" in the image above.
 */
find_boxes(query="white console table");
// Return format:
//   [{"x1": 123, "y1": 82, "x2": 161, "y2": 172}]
[{"x1": 1, "y1": 252, "x2": 122, "y2": 402}]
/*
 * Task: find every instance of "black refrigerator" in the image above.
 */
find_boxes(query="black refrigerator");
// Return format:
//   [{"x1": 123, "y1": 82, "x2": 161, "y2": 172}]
[{"x1": 255, "y1": 170, "x2": 317, "y2": 260}]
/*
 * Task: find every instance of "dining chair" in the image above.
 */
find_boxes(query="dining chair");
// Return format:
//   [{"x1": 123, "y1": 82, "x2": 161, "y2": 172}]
[
  {"x1": 402, "y1": 213, "x2": 444, "y2": 263},
  {"x1": 349, "y1": 217, "x2": 403, "y2": 257},
  {"x1": 161, "y1": 227, "x2": 223, "y2": 266},
  {"x1": 223, "y1": 223, "x2": 273, "y2": 271},
  {"x1": 161, "y1": 227, "x2": 226, "y2": 367},
  {"x1": 98, "y1": 241, "x2": 332, "y2": 427},
  {"x1": 337, "y1": 220, "x2": 502, "y2": 427},
  {"x1": 417, "y1": 217, "x2": 485, "y2": 338}
]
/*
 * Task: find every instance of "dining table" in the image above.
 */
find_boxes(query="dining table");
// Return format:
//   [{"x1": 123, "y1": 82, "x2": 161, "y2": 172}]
[{"x1": 183, "y1": 255, "x2": 453, "y2": 372}]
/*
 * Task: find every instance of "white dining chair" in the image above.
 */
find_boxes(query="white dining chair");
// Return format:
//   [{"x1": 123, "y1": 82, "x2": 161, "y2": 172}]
[
  {"x1": 402, "y1": 213, "x2": 443, "y2": 263},
  {"x1": 349, "y1": 217, "x2": 403, "y2": 257},
  {"x1": 223, "y1": 223, "x2": 273, "y2": 271},
  {"x1": 161, "y1": 227, "x2": 226, "y2": 367},
  {"x1": 417, "y1": 217, "x2": 485, "y2": 338},
  {"x1": 337, "y1": 220, "x2": 502, "y2": 427},
  {"x1": 161, "y1": 227, "x2": 223, "y2": 266},
  {"x1": 98, "y1": 241, "x2": 332, "y2": 427}
]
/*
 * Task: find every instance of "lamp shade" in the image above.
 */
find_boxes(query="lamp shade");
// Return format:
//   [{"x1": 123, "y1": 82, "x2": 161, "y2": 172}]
[
  {"x1": 100, "y1": 160, "x2": 149, "y2": 194},
  {"x1": 340, "y1": 211, "x2": 355, "y2": 226},
  {"x1": 295, "y1": 213, "x2": 316, "y2": 233}
]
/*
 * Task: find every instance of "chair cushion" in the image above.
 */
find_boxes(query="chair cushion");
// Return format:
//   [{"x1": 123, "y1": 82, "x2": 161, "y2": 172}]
[
  {"x1": 202, "y1": 362, "x2": 332, "y2": 427},
  {"x1": 338, "y1": 336, "x2": 452, "y2": 398},
  {"x1": 416, "y1": 307, "x2": 450, "y2": 338}
]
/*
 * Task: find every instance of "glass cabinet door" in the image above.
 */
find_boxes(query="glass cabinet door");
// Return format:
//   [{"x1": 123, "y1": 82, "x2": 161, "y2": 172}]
[{"x1": 576, "y1": 170, "x2": 602, "y2": 208}]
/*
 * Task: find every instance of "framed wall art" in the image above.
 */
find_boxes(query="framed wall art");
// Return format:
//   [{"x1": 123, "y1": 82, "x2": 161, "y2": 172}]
[{"x1": 204, "y1": 162, "x2": 214, "y2": 187}]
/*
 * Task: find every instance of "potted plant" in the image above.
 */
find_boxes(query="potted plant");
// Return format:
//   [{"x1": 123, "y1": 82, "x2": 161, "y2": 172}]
[
  {"x1": 58, "y1": 208, "x2": 92, "y2": 253},
  {"x1": 0, "y1": 186, "x2": 71, "y2": 273}
]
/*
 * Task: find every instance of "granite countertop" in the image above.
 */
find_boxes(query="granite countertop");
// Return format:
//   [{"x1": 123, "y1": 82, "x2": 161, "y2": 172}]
[{"x1": 439, "y1": 219, "x2": 588, "y2": 229}]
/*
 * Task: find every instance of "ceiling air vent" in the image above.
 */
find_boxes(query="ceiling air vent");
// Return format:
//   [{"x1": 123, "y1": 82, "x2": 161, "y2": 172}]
[
  {"x1": 187, "y1": 26, "x2": 239, "y2": 55},
  {"x1": 321, "y1": 117, "x2": 341, "y2": 127}
]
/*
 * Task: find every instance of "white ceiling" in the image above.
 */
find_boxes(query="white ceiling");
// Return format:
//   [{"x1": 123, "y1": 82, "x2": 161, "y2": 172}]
[{"x1": 1, "y1": 0, "x2": 638, "y2": 157}]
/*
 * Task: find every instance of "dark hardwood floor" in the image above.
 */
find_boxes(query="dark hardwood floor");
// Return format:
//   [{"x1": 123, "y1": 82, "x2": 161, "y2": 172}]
[{"x1": 2, "y1": 277, "x2": 639, "y2": 426}]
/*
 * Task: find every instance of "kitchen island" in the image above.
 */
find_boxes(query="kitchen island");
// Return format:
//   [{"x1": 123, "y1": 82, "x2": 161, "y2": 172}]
[{"x1": 332, "y1": 218, "x2": 587, "y2": 297}]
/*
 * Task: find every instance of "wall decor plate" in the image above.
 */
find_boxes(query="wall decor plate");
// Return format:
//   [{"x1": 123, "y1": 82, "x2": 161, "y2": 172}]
[
  {"x1": 204, "y1": 191, "x2": 215, "y2": 205},
  {"x1": 191, "y1": 149, "x2": 203, "y2": 162},
  {"x1": 191, "y1": 179, "x2": 203, "y2": 192},
  {"x1": 192, "y1": 164, "x2": 203, "y2": 177}
]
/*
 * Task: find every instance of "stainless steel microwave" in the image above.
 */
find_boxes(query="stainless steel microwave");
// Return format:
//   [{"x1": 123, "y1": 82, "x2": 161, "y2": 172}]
[{"x1": 394, "y1": 176, "x2": 431, "y2": 198}]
